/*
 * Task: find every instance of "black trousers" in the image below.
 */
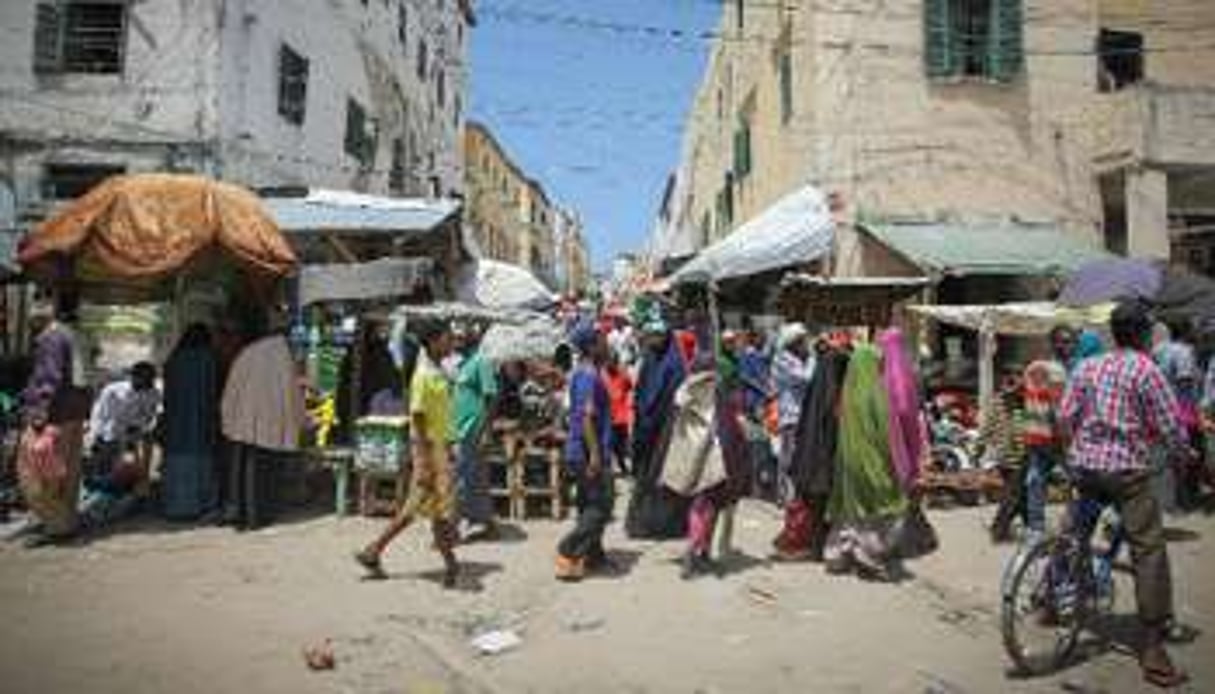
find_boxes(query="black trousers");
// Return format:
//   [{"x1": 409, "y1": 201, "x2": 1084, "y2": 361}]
[
  {"x1": 558, "y1": 468, "x2": 614, "y2": 561},
  {"x1": 611, "y1": 424, "x2": 630, "y2": 475},
  {"x1": 224, "y1": 443, "x2": 277, "y2": 529}
]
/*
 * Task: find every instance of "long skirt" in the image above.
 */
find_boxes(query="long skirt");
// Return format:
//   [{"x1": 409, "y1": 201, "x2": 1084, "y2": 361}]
[
  {"x1": 17, "y1": 421, "x2": 83, "y2": 536},
  {"x1": 163, "y1": 449, "x2": 216, "y2": 520}
]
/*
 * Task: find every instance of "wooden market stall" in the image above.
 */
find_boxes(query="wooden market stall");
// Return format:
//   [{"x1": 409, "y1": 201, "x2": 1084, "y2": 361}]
[{"x1": 16, "y1": 173, "x2": 299, "y2": 509}]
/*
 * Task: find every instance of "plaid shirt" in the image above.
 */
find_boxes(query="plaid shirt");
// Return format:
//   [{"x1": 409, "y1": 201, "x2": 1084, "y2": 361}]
[{"x1": 1061, "y1": 349, "x2": 1186, "y2": 473}]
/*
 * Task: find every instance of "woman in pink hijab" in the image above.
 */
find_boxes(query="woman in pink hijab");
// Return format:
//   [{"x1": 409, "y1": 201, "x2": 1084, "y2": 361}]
[{"x1": 878, "y1": 328, "x2": 926, "y2": 493}]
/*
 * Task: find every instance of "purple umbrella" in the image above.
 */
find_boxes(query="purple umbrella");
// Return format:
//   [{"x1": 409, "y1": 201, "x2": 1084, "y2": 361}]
[{"x1": 1058, "y1": 258, "x2": 1164, "y2": 307}]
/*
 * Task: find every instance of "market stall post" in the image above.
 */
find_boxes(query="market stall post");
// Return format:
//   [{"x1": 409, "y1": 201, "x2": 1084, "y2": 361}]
[{"x1": 977, "y1": 315, "x2": 996, "y2": 430}]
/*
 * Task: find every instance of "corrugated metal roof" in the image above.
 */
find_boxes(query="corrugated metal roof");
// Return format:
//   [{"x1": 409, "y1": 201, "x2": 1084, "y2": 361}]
[
  {"x1": 263, "y1": 189, "x2": 460, "y2": 234},
  {"x1": 861, "y1": 222, "x2": 1112, "y2": 277}
]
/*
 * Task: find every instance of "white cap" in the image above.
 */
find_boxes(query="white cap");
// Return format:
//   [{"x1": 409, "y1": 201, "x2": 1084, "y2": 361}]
[{"x1": 779, "y1": 322, "x2": 809, "y2": 349}]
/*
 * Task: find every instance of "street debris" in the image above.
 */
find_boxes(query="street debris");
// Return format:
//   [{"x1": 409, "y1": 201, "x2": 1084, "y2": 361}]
[
  {"x1": 745, "y1": 585, "x2": 779, "y2": 606},
  {"x1": 469, "y1": 629, "x2": 523, "y2": 656},
  {"x1": 303, "y1": 640, "x2": 336, "y2": 671},
  {"x1": 564, "y1": 614, "x2": 606, "y2": 633}
]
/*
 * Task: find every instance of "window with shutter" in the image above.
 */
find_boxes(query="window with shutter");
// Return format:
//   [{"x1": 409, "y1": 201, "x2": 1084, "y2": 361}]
[
  {"x1": 34, "y1": 2, "x2": 126, "y2": 75},
  {"x1": 924, "y1": 0, "x2": 1022, "y2": 82},
  {"x1": 923, "y1": 0, "x2": 956, "y2": 79},
  {"x1": 344, "y1": 99, "x2": 375, "y2": 167},
  {"x1": 390, "y1": 138, "x2": 407, "y2": 194},
  {"x1": 277, "y1": 44, "x2": 309, "y2": 126},
  {"x1": 985, "y1": 0, "x2": 1023, "y2": 82},
  {"x1": 733, "y1": 122, "x2": 752, "y2": 179},
  {"x1": 33, "y1": 3, "x2": 62, "y2": 74},
  {"x1": 779, "y1": 51, "x2": 794, "y2": 125}
]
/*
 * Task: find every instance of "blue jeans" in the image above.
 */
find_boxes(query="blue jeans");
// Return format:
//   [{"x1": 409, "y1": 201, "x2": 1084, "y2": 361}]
[
  {"x1": 456, "y1": 437, "x2": 494, "y2": 525},
  {"x1": 1024, "y1": 445, "x2": 1057, "y2": 532}
]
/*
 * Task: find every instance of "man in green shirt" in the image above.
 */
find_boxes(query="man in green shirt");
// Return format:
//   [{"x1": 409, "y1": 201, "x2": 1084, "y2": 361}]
[{"x1": 453, "y1": 325, "x2": 500, "y2": 539}]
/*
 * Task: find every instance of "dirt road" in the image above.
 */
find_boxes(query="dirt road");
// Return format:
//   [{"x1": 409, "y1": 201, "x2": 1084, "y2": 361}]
[{"x1": 1, "y1": 501, "x2": 1210, "y2": 693}]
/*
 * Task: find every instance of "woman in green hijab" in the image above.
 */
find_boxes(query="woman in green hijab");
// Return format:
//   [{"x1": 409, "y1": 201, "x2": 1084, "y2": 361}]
[{"x1": 824, "y1": 343, "x2": 908, "y2": 580}]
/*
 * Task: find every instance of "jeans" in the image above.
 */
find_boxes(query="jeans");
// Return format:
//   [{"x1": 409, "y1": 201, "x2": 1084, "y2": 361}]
[
  {"x1": 1024, "y1": 445, "x2": 1057, "y2": 532},
  {"x1": 455, "y1": 437, "x2": 494, "y2": 525},
  {"x1": 557, "y1": 468, "x2": 613, "y2": 561}
]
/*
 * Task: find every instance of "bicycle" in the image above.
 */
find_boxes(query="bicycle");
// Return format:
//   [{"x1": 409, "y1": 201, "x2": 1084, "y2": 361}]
[{"x1": 1001, "y1": 492, "x2": 1124, "y2": 675}]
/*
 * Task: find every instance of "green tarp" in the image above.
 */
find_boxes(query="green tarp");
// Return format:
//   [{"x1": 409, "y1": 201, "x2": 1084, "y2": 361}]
[{"x1": 861, "y1": 222, "x2": 1112, "y2": 277}]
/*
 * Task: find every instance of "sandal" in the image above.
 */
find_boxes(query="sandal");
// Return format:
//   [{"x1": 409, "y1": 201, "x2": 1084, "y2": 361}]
[
  {"x1": 353, "y1": 550, "x2": 388, "y2": 580},
  {"x1": 1141, "y1": 652, "x2": 1189, "y2": 689}
]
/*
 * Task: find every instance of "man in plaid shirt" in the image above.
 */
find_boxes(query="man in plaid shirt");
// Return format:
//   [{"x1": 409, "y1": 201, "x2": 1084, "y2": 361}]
[{"x1": 1060, "y1": 302, "x2": 1190, "y2": 688}]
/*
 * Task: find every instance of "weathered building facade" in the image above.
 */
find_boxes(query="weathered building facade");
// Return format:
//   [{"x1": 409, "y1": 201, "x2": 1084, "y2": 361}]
[
  {"x1": 0, "y1": 0, "x2": 473, "y2": 231},
  {"x1": 657, "y1": 0, "x2": 1215, "y2": 278},
  {"x1": 554, "y1": 207, "x2": 591, "y2": 296},
  {"x1": 464, "y1": 120, "x2": 563, "y2": 287}
]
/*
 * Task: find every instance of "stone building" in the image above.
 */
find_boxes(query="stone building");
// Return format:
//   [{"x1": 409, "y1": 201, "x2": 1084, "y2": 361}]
[
  {"x1": 554, "y1": 207, "x2": 591, "y2": 296},
  {"x1": 0, "y1": 0, "x2": 474, "y2": 229},
  {"x1": 655, "y1": 0, "x2": 1215, "y2": 280},
  {"x1": 464, "y1": 120, "x2": 563, "y2": 286}
]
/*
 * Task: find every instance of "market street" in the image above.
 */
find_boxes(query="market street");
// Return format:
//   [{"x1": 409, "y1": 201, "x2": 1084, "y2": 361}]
[{"x1": 2, "y1": 499, "x2": 1211, "y2": 694}]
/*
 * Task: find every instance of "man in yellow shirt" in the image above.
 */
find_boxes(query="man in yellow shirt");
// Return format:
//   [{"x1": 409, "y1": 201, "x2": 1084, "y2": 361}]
[{"x1": 355, "y1": 320, "x2": 460, "y2": 588}]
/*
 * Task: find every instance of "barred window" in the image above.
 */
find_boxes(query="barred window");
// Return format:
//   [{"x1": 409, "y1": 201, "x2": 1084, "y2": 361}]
[
  {"x1": 34, "y1": 2, "x2": 127, "y2": 75},
  {"x1": 277, "y1": 44, "x2": 309, "y2": 126}
]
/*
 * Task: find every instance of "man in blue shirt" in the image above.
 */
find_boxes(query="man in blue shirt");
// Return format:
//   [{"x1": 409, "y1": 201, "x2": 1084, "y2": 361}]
[{"x1": 555, "y1": 323, "x2": 614, "y2": 582}]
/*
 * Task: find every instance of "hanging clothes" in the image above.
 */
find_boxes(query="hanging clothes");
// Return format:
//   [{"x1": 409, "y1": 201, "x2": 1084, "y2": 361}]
[{"x1": 824, "y1": 343, "x2": 908, "y2": 577}]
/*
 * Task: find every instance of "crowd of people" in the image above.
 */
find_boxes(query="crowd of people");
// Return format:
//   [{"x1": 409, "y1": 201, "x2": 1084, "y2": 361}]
[
  {"x1": 6, "y1": 286, "x2": 1212, "y2": 687},
  {"x1": 8, "y1": 289, "x2": 306, "y2": 545}
]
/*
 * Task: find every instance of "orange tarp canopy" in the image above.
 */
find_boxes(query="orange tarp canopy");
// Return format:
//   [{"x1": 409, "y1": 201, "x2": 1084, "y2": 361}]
[{"x1": 19, "y1": 174, "x2": 297, "y2": 287}]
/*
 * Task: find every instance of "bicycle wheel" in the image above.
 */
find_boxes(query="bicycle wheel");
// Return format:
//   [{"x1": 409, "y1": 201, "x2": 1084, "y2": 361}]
[{"x1": 1001, "y1": 536, "x2": 1086, "y2": 675}]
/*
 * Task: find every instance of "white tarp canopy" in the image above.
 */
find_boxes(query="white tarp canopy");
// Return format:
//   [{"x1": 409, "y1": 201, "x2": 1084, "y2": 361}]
[
  {"x1": 907, "y1": 302, "x2": 1115, "y2": 336},
  {"x1": 671, "y1": 184, "x2": 833, "y2": 285},
  {"x1": 297, "y1": 257, "x2": 433, "y2": 306},
  {"x1": 481, "y1": 315, "x2": 565, "y2": 363},
  {"x1": 910, "y1": 301, "x2": 1115, "y2": 426},
  {"x1": 456, "y1": 258, "x2": 557, "y2": 311}
]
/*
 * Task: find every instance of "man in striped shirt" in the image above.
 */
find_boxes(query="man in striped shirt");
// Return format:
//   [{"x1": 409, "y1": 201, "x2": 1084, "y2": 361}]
[
  {"x1": 1019, "y1": 326, "x2": 1075, "y2": 533},
  {"x1": 1060, "y1": 301, "x2": 1190, "y2": 688}
]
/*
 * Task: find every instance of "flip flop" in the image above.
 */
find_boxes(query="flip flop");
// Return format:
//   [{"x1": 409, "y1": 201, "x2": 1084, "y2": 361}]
[
  {"x1": 353, "y1": 550, "x2": 388, "y2": 580},
  {"x1": 1141, "y1": 660, "x2": 1189, "y2": 689}
]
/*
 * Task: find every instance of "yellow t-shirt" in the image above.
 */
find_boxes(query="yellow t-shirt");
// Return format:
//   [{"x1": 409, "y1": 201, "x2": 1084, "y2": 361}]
[{"x1": 409, "y1": 353, "x2": 455, "y2": 444}]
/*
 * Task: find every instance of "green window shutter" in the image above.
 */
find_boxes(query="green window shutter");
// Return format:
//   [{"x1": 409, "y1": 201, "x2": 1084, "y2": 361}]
[
  {"x1": 986, "y1": 0, "x2": 1024, "y2": 82},
  {"x1": 779, "y1": 52, "x2": 793, "y2": 124},
  {"x1": 923, "y1": 0, "x2": 956, "y2": 79},
  {"x1": 733, "y1": 123, "x2": 752, "y2": 178}
]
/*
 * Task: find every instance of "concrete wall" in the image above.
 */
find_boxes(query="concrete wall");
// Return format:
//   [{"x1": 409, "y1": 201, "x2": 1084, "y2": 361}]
[
  {"x1": 0, "y1": 0, "x2": 468, "y2": 223},
  {"x1": 665, "y1": 0, "x2": 1215, "y2": 275},
  {"x1": 216, "y1": 0, "x2": 467, "y2": 196},
  {"x1": 0, "y1": 1, "x2": 221, "y2": 218},
  {"x1": 673, "y1": 0, "x2": 1107, "y2": 279}
]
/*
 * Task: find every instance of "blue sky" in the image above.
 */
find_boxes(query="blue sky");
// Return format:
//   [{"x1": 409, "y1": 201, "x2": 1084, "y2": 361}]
[{"x1": 469, "y1": 0, "x2": 721, "y2": 271}]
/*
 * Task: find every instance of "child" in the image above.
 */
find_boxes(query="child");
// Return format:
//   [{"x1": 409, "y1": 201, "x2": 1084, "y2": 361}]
[
  {"x1": 555, "y1": 324, "x2": 614, "y2": 581},
  {"x1": 602, "y1": 353, "x2": 634, "y2": 477},
  {"x1": 355, "y1": 320, "x2": 460, "y2": 588}
]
